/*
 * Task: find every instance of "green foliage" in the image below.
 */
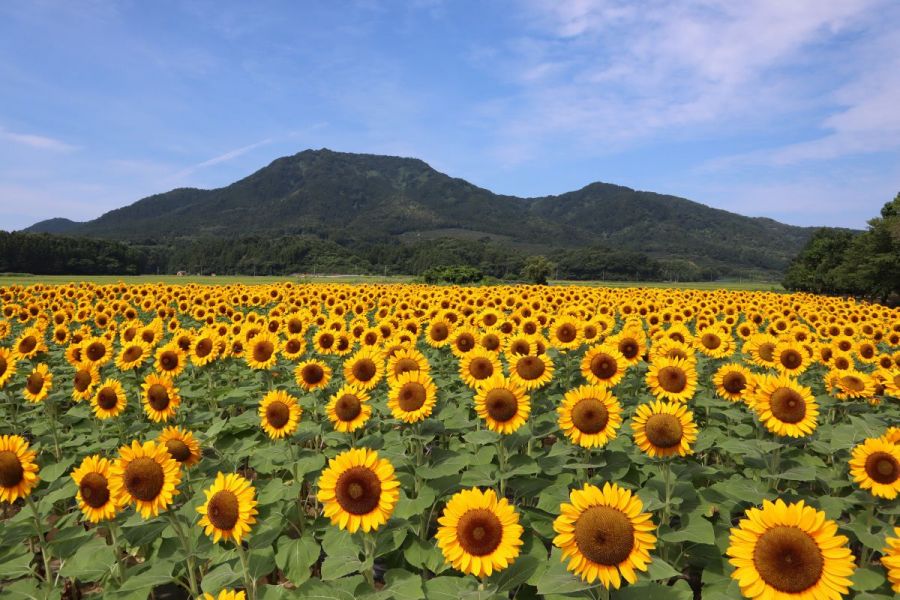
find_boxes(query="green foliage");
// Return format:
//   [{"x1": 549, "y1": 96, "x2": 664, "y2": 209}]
[
  {"x1": 0, "y1": 231, "x2": 161, "y2": 275},
  {"x1": 421, "y1": 265, "x2": 484, "y2": 284},
  {"x1": 522, "y1": 255, "x2": 555, "y2": 285}
]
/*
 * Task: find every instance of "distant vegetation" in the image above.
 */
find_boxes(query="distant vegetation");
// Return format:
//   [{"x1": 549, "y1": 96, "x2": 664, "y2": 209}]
[
  {"x1": 783, "y1": 193, "x2": 900, "y2": 302},
  {"x1": 21, "y1": 148, "x2": 816, "y2": 280}
]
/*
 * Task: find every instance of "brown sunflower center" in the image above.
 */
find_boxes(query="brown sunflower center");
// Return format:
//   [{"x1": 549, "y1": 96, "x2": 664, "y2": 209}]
[
  {"x1": 123, "y1": 457, "x2": 165, "y2": 501},
  {"x1": 398, "y1": 382, "x2": 427, "y2": 412},
  {"x1": 253, "y1": 341, "x2": 274, "y2": 363},
  {"x1": 285, "y1": 339, "x2": 302, "y2": 354},
  {"x1": 86, "y1": 342, "x2": 106, "y2": 361},
  {"x1": 335, "y1": 394, "x2": 362, "y2": 421},
  {"x1": 701, "y1": 333, "x2": 721, "y2": 350},
  {"x1": 26, "y1": 372, "x2": 45, "y2": 395},
  {"x1": 455, "y1": 333, "x2": 475, "y2": 352},
  {"x1": 97, "y1": 387, "x2": 119, "y2": 410},
  {"x1": 590, "y1": 353, "x2": 617, "y2": 380},
  {"x1": 865, "y1": 452, "x2": 899, "y2": 484},
  {"x1": 352, "y1": 358, "x2": 377, "y2": 382},
  {"x1": 318, "y1": 333, "x2": 334, "y2": 349},
  {"x1": 18, "y1": 336, "x2": 37, "y2": 354},
  {"x1": 722, "y1": 371, "x2": 747, "y2": 394},
  {"x1": 73, "y1": 369, "x2": 92, "y2": 392},
  {"x1": 335, "y1": 466, "x2": 382, "y2": 515},
  {"x1": 657, "y1": 366, "x2": 687, "y2": 393},
  {"x1": 0, "y1": 356, "x2": 6, "y2": 376},
  {"x1": 573, "y1": 505, "x2": 635, "y2": 566},
  {"x1": 207, "y1": 490, "x2": 240, "y2": 530},
  {"x1": 769, "y1": 388, "x2": 806, "y2": 424},
  {"x1": 571, "y1": 398, "x2": 609, "y2": 434},
  {"x1": 0, "y1": 451, "x2": 24, "y2": 488},
  {"x1": 79, "y1": 472, "x2": 111, "y2": 508},
  {"x1": 645, "y1": 414, "x2": 684, "y2": 448},
  {"x1": 393, "y1": 357, "x2": 419, "y2": 375},
  {"x1": 122, "y1": 346, "x2": 143, "y2": 363},
  {"x1": 860, "y1": 345, "x2": 874, "y2": 358},
  {"x1": 468, "y1": 357, "x2": 494, "y2": 379},
  {"x1": 195, "y1": 338, "x2": 213, "y2": 358},
  {"x1": 485, "y1": 388, "x2": 519, "y2": 423},
  {"x1": 509, "y1": 340, "x2": 530, "y2": 355},
  {"x1": 780, "y1": 350, "x2": 802, "y2": 370},
  {"x1": 265, "y1": 400, "x2": 291, "y2": 429},
  {"x1": 301, "y1": 364, "x2": 325, "y2": 385},
  {"x1": 753, "y1": 526, "x2": 824, "y2": 593},
  {"x1": 619, "y1": 340, "x2": 639, "y2": 359},
  {"x1": 165, "y1": 439, "x2": 192, "y2": 463},
  {"x1": 758, "y1": 343, "x2": 775, "y2": 362},
  {"x1": 515, "y1": 356, "x2": 545, "y2": 381},
  {"x1": 430, "y1": 323, "x2": 449, "y2": 342},
  {"x1": 456, "y1": 508, "x2": 503, "y2": 556},
  {"x1": 839, "y1": 376, "x2": 865, "y2": 392},
  {"x1": 557, "y1": 324, "x2": 578, "y2": 343},
  {"x1": 147, "y1": 384, "x2": 170, "y2": 410},
  {"x1": 159, "y1": 351, "x2": 179, "y2": 370},
  {"x1": 482, "y1": 334, "x2": 501, "y2": 351}
]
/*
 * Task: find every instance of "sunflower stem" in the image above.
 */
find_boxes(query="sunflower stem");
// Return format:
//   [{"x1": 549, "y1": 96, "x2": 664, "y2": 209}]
[
  {"x1": 768, "y1": 445, "x2": 782, "y2": 492},
  {"x1": 497, "y1": 439, "x2": 508, "y2": 498},
  {"x1": 660, "y1": 459, "x2": 673, "y2": 527},
  {"x1": 236, "y1": 541, "x2": 257, "y2": 600},
  {"x1": 25, "y1": 495, "x2": 53, "y2": 593},
  {"x1": 165, "y1": 512, "x2": 200, "y2": 598},
  {"x1": 45, "y1": 397, "x2": 61, "y2": 461},
  {"x1": 109, "y1": 522, "x2": 127, "y2": 585},
  {"x1": 362, "y1": 533, "x2": 377, "y2": 587}
]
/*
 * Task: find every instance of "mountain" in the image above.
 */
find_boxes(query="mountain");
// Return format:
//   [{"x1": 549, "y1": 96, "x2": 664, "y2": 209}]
[
  {"x1": 24, "y1": 217, "x2": 83, "y2": 234},
  {"x1": 24, "y1": 148, "x2": 817, "y2": 276}
]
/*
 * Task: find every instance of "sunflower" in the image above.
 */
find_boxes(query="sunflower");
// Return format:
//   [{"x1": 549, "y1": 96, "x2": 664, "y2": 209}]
[
  {"x1": 259, "y1": 389, "x2": 302, "y2": 439},
  {"x1": 386, "y1": 347, "x2": 430, "y2": 383},
  {"x1": 23, "y1": 362, "x2": 53, "y2": 403},
  {"x1": 581, "y1": 344, "x2": 627, "y2": 388},
  {"x1": 508, "y1": 352, "x2": 554, "y2": 390},
  {"x1": 553, "y1": 482, "x2": 656, "y2": 588},
  {"x1": 81, "y1": 335, "x2": 113, "y2": 366},
  {"x1": 832, "y1": 369, "x2": 876, "y2": 400},
  {"x1": 313, "y1": 329, "x2": 338, "y2": 355},
  {"x1": 281, "y1": 335, "x2": 306, "y2": 360},
  {"x1": 558, "y1": 385, "x2": 622, "y2": 448},
  {"x1": 631, "y1": 400, "x2": 698, "y2": 458},
  {"x1": 343, "y1": 347, "x2": 385, "y2": 390},
  {"x1": 91, "y1": 378, "x2": 128, "y2": 419},
  {"x1": 109, "y1": 440, "x2": 182, "y2": 518},
  {"x1": 425, "y1": 319, "x2": 453, "y2": 348},
  {"x1": 14, "y1": 327, "x2": 47, "y2": 360},
  {"x1": 750, "y1": 375, "x2": 818, "y2": 438},
  {"x1": 694, "y1": 327, "x2": 734, "y2": 359},
  {"x1": 449, "y1": 325, "x2": 480, "y2": 358},
  {"x1": 201, "y1": 591, "x2": 246, "y2": 600},
  {"x1": 550, "y1": 317, "x2": 584, "y2": 351},
  {"x1": 848, "y1": 437, "x2": 900, "y2": 499},
  {"x1": 387, "y1": 370, "x2": 437, "y2": 423},
  {"x1": 141, "y1": 373, "x2": 180, "y2": 422},
  {"x1": 155, "y1": 342, "x2": 187, "y2": 377},
  {"x1": 883, "y1": 426, "x2": 900, "y2": 445},
  {"x1": 71, "y1": 455, "x2": 121, "y2": 522},
  {"x1": 744, "y1": 333, "x2": 778, "y2": 369},
  {"x1": 0, "y1": 435, "x2": 39, "y2": 503},
  {"x1": 726, "y1": 499, "x2": 855, "y2": 600},
  {"x1": 608, "y1": 330, "x2": 645, "y2": 366},
  {"x1": 317, "y1": 448, "x2": 400, "y2": 533},
  {"x1": 326, "y1": 384, "x2": 372, "y2": 433},
  {"x1": 190, "y1": 331, "x2": 220, "y2": 367},
  {"x1": 240, "y1": 330, "x2": 279, "y2": 370},
  {"x1": 459, "y1": 347, "x2": 501, "y2": 389},
  {"x1": 474, "y1": 375, "x2": 530, "y2": 434},
  {"x1": 772, "y1": 339, "x2": 810, "y2": 375},
  {"x1": 435, "y1": 487, "x2": 524, "y2": 578},
  {"x1": 713, "y1": 363, "x2": 754, "y2": 402},
  {"x1": 645, "y1": 357, "x2": 696, "y2": 402},
  {"x1": 197, "y1": 472, "x2": 259, "y2": 544},
  {"x1": 294, "y1": 359, "x2": 332, "y2": 392},
  {"x1": 883, "y1": 527, "x2": 900, "y2": 594},
  {"x1": 157, "y1": 427, "x2": 202, "y2": 467},
  {"x1": 115, "y1": 340, "x2": 150, "y2": 371},
  {"x1": 0, "y1": 347, "x2": 15, "y2": 388}
]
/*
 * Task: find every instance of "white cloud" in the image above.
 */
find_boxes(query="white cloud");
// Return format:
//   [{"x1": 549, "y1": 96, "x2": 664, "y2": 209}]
[
  {"x1": 172, "y1": 138, "x2": 272, "y2": 180},
  {"x1": 0, "y1": 128, "x2": 77, "y2": 152}
]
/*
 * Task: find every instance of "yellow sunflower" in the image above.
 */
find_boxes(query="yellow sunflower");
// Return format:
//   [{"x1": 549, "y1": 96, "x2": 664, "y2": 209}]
[
  {"x1": 258, "y1": 389, "x2": 302, "y2": 439},
  {"x1": 580, "y1": 344, "x2": 627, "y2": 388},
  {"x1": 458, "y1": 347, "x2": 501, "y2": 389},
  {"x1": 608, "y1": 329, "x2": 645, "y2": 366},
  {"x1": 81, "y1": 335, "x2": 113, "y2": 366},
  {"x1": 557, "y1": 385, "x2": 623, "y2": 448},
  {"x1": 190, "y1": 331, "x2": 220, "y2": 367},
  {"x1": 71, "y1": 455, "x2": 122, "y2": 523},
  {"x1": 883, "y1": 527, "x2": 900, "y2": 594},
  {"x1": 157, "y1": 427, "x2": 202, "y2": 467},
  {"x1": 772, "y1": 339, "x2": 810, "y2": 375},
  {"x1": 141, "y1": 373, "x2": 180, "y2": 422},
  {"x1": 474, "y1": 374, "x2": 530, "y2": 434},
  {"x1": 386, "y1": 347, "x2": 430, "y2": 383},
  {"x1": 508, "y1": 352, "x2": 554, "y2": 391},
  {"x1": 435, "y1": 487, "x2": 524, "y2": 578},
  {"x1": 387, "y1": 370, "x2": 437, "y2": 423},
  {"x1": 848, "y1": 437, "x2": 900, "y2": 500},
  {"x1": 109, "y1": 440, "x2": 182, "y2": 518},
  {"x1": 832, "y1": 369, "x2": 876, "y2": 400},
  {"x1": 631, "y1": 400, "x2": 698, "y2": 458},
  {"x1": 343, "y1": 347, "x2": 385, "y2": 390},
  {"x1": 550, "y1": 317, "x2": 584, "y2": 351},
  {"x1": 744, "y1": 333, "x2": 778, "y2": 369},
  {"x1": 197, "y1": 472, "x2": 259, "y2": 544},
  {"x1": 424, "y1": 319, "x2": 453, "y2": 348},
  {"x1": 726, "y1": 499, "x2": 855, "y2": 600},
  {"x1": 294, "y1": 359, "x2": 332, "y2": 392},
  {"x1": 71, "y1": 361, "x2": 100, "y2": 402},
  {"x1": 317, "y1": 448, "x2": 400, "y2": 533},
  {"x1": 201, "y1": 591, "x2": 246, "y2": 600},
  {"x1": 155, "y1": 342, "x2": 187, "y2": 377},
  {"x1": 749, "y1": 375, "x2": 818, "y2": 438},
  {"x1": 449, "y1": 325, "x2": 480, "y2": 358},
  {"x1": 326, "y1": 384, "x2": 372, "y2": 433},
  {"x1": 91, "y1": 378, "x2": 127, "y2": 419},
  {"x1": 23, "y1": 362, "x2": 52, "y2": 403},
  {"x1": 281, "y1": 335, "x2": 306, "y2": 360},
  {"x1": 0, "y1": 434, "x2": 40, "y2": 503},
  {"x1": 694, "y1": 326, "x2": 734, "y2": 359},
  {"x1": 713, "y1": 363, "x2": 754, "y2": 402},
  {"x1": 14, "y1": 327, "x2": 47, "y2": 360},
  {"x1": 645, "y1": 357, "x2": 697, "y2": 402},
  {"x1": 245, "y1": 331, "x2": 280, "y2": 370},
  {"x1": 553, "y1": 482, "x2": 656, "y2": 588},
  {"x1": 0, "y1": 347, "x2": 17, "y2": 388},
  {"x1": 115, "y1": 340, "x2": 150, "y2": 371}
]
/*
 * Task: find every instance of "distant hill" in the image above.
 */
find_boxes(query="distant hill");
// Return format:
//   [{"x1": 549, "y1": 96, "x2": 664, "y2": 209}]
[{"x1": 23, "y1": 148, "x2": 818, "y2": 276}]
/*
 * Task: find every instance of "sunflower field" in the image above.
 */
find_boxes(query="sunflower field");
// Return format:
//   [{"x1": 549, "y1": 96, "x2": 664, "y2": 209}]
[{"x1": 0, "y1": 282, "x2": 898, "y2": 600}]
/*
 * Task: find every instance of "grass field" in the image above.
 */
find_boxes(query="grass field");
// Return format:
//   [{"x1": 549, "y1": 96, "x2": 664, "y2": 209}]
[{"x1": 0, "y1": 273, "x2": 783, "y2": 291}]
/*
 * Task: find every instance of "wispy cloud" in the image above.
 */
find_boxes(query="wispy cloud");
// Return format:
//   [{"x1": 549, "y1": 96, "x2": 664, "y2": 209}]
[
  {"x1": 0, "y1": 128, "x2": 77, "y2": 152},
  {"x1": 172, "y1": 138, "x2": 272, "y2": 179}
]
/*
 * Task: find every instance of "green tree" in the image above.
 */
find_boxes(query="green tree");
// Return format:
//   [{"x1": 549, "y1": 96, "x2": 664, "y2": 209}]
[
  {"x1": 522, "y1": 255, "x2": 555, "y2": 285},
  {"x1": 782, "y1": 229, "x2": 855, "y2": 293}
]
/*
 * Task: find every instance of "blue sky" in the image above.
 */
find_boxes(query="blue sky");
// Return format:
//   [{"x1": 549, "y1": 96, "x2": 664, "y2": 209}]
[{"x1": 1, "y1": 0, "x2": 898, "y2": 231}]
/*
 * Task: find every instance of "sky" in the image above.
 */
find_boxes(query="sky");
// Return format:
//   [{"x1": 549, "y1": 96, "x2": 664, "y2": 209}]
[{"x1": 1, "y1": 0, "x2": 899, "y2": 231}]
